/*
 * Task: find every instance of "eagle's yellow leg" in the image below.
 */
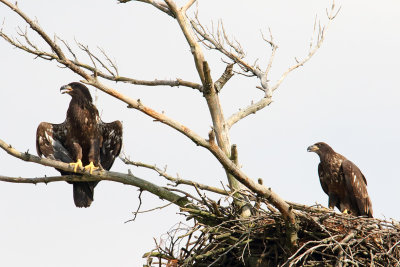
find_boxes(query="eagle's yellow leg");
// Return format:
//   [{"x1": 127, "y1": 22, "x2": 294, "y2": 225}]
[
  {"x1": 342, "y1": 209, "x2": 349, "y2": 214},
  {"x1": 70, "y1": 159, "x2": 83, "y2": 172},
  {"x1": 84, "y1": 161, "x2": 99, "y2": 174}
]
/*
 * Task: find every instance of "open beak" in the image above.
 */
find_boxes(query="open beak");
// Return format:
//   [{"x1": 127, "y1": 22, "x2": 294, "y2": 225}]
[
  {"x1": 307, "y1": 145, "x2": 318, "y2": 152},
  {"x1": 60, "y1": 85, "x2": 73, "y2": 94}
]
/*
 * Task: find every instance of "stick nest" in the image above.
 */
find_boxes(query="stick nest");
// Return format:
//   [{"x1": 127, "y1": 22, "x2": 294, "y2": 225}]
[{"x1": 143, "y1": 200, "x2": 400, "y2": 267}]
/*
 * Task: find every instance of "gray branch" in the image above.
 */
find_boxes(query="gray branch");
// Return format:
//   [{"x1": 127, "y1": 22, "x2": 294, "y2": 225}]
[{"x1": 0, "y1": 138, "x2": 193, "y2": 209}]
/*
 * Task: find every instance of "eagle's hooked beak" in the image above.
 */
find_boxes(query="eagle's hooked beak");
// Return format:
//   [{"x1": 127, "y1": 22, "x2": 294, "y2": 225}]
[
  {"x1": 60, "y1": 85, "x2": 73, "y2": 94},
  {"x1": 307, "y1": 145, "x2": 319, "y2": 152}
]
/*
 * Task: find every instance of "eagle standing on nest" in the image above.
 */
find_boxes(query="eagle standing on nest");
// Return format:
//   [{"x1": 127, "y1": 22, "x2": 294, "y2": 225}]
[
  {"x1": 307, "y1": 142, "x2": 373, "y2": 217},
  {"x1": 36, "y1": 82, "x2": 123, "y2": 207}
]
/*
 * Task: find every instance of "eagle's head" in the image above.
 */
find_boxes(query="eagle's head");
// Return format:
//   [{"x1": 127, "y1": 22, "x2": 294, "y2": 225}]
[
  {"x1": 307, "y1": 142, "x2": 334, "y2": 156},
  {"x1": 60, "y1": 82, "x2": 93, "y2": 103}
]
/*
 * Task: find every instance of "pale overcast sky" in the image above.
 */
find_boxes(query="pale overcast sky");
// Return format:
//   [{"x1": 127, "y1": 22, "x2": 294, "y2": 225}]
[{"x1": 1, "y1": 1, "x2": 399, "y2": 266}]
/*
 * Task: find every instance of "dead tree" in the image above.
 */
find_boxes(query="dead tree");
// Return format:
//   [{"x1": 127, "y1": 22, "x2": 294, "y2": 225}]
[{"x1": 5, "y1": 1, "x2": 397, "y2": 267}]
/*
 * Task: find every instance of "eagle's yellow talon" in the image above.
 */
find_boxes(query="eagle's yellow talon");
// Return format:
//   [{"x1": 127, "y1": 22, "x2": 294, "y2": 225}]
[
  {"x1": 343, "y1": 209, "x2": 349, "y2": 214},
  {"x1": 84, "y1": 161, "x2": 98, "y2": 174},
  {"x1": 70, "y1": 159, "x2": 83, "y2": 172}
]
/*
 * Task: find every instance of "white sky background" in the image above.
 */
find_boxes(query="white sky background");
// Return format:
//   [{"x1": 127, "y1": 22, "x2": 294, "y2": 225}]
[{"x1": 0, "y1": 0, "x2": 399, "y2": 266}]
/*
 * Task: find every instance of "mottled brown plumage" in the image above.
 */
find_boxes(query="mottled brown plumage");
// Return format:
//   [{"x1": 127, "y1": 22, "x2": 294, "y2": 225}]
[
  {"x1": 36, "y1": 82, "x2": 122, "y2": 207},
  {"x1": 307, "y1": 142, "x2": 373, "y2": 217}
]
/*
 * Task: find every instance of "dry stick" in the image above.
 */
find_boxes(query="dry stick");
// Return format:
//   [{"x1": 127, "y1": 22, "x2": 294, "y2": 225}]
[
  {"x1": 0, "y1": 174, "x2": 90, "y2": 184},
  {"x1": 0, "y1": 29, "x2": 202, "y2": 91},
  {"x1": 226, "y1": 97, "x2": 273, "y2": 129},
  {"x1": 334, "y1": 238, "x2": 360, "y2": 267},
  {"x1": 208, "y1": 235, "x2": 250, "y2": 266},
  {"x1": 190, "y1": 16, "x2": 257, "y2": 75},
  {"x1": 283, "y1": 240, "x2": 322, "y2": 266},
  {"x1": 125, "y1": 189, "x2": 144, "y2": 223},
  {"x1": 165, "y1": 0, "x2": 205, "y2": 85},
  {"x1": 118, "y1": 0, "x2": 174, "y2": 17},
  {"x1": 287, "y1": 201, "x2": 331, "y2": 214},
  {"x1": 387, "y1": 240, "x2": 400, "y2": 255},
  {"x1": 227, "y1": 2, "x2": 339, "y2": 129},
  {"x1": 181, "y1": 0, "x2": 196, "y2": 13},
  {"x1": 106, "y1": 76, "x2": 202, "y2": 91},
  {"x1": 0, "y1": 6, "x2": 200, "y2": 92},
  {"x1": 132, "y1": 203, "x2": 173, "y2": 216},
  {"x1": 261, "y1": 27, "x2": 278, "y2": 81},
  {"x1": 214, "y1": 63, "x2": 234, "y2": 93},
  {"x1": 269, "y1": 1, "x2": 340, "y2": 95},
  {"x1": 332, "y1": 226, "x2": 361, "y2": 252},
  {"x1": 182, "y1": 232, "x2": 208, "y2": 265},
  {"x1": 0, "y1": 1, "x2": 66, "y2": 61},
  {"x1": 98, "y1": 47, "x2": 119, "y2": 76},
  {"x1": 192, "y1": 183, "x2": 213, "y2": 212},
  {"x1": 335, "y1": 250, "x2": 344, "y2": 267},
  {"x1": 120, "y1": 157, "x2": 228, "y2": 196},
  {"x1": 286, "y1": 238, "x2": 338, "y2": 267},
  {"x1": 165, "y1": 187, "x2": 202, "y2": 203}
]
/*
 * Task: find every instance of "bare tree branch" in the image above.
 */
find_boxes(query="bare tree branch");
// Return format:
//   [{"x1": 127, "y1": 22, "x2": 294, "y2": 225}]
[
  {"x1": 0, "y1": 29, "x2": 54, "y2": 60},
  {"x1": 269, "y1": 1, "x2": 339, "y2": 93},
  {"x1": 131, "y1": 202, "x2": 173, "y2": 216},
  {"x1": 226, "y1": 98, "x2": 273, "y2": 130},
  {"x1": 165, "y1": 0, "x2": 206, "y2": 85},
  {"x1": 0, "y1": 28, "x2": 203, "y2": 91},
  {"x1": 182, "y1": 0, "x2": 196, "y2": 13},
  {"x1": 0, "y1": 174, "x2": 98, "y2": 184},
  {"x1": 0, "y1": 138, "x2": 194, "y2": 209},
  {"x1": 214, "y1": 63, "x2": 234, "y2": 93},
  {"x1": 190, "y1": 16, "x2": 257, "y2": 76},
  {"x1": 127, "y1": 189, "x2": 143, "y2": 222},
  {"x1": 120, "y1": 155, "x2": 229, "y2": 196},
  {"x1": 118, "y1": 0, "x2": 174, "y2": 17},
  {"x1": 0, "y1": 0, "x2": 67, "y2": 60},
  {"x1": 98, "y1": 47, "x2": 119, "y2": 77},
  {"x1": 225, "y1": 1, "x2": 339, "y2": 129},
  {"x1": 261, "y1": 27, "x2": 278, "y2": 81}
]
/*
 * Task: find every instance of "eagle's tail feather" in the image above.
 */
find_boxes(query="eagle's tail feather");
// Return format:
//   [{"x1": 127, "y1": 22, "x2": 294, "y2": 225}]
[{"x1": 73, "y1": 182, "x2": 97, "y2": 208}]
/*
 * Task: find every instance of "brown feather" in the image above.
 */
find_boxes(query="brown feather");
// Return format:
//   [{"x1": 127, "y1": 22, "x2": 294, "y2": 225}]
[
  {"x1": 308, "y1": 142, "x2": 373, "y2": 217},
  {"x1": 36, "y1": 82, "x2": 123, "y2": 208}
]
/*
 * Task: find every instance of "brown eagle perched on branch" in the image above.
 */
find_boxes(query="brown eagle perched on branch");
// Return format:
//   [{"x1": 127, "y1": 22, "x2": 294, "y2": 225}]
[
  {"x1": 36, "y1": 82, "x2": 123, "y2": 208},
  {"x1": 307, "y1": 142, "x2": 373, "y2": 217}
]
